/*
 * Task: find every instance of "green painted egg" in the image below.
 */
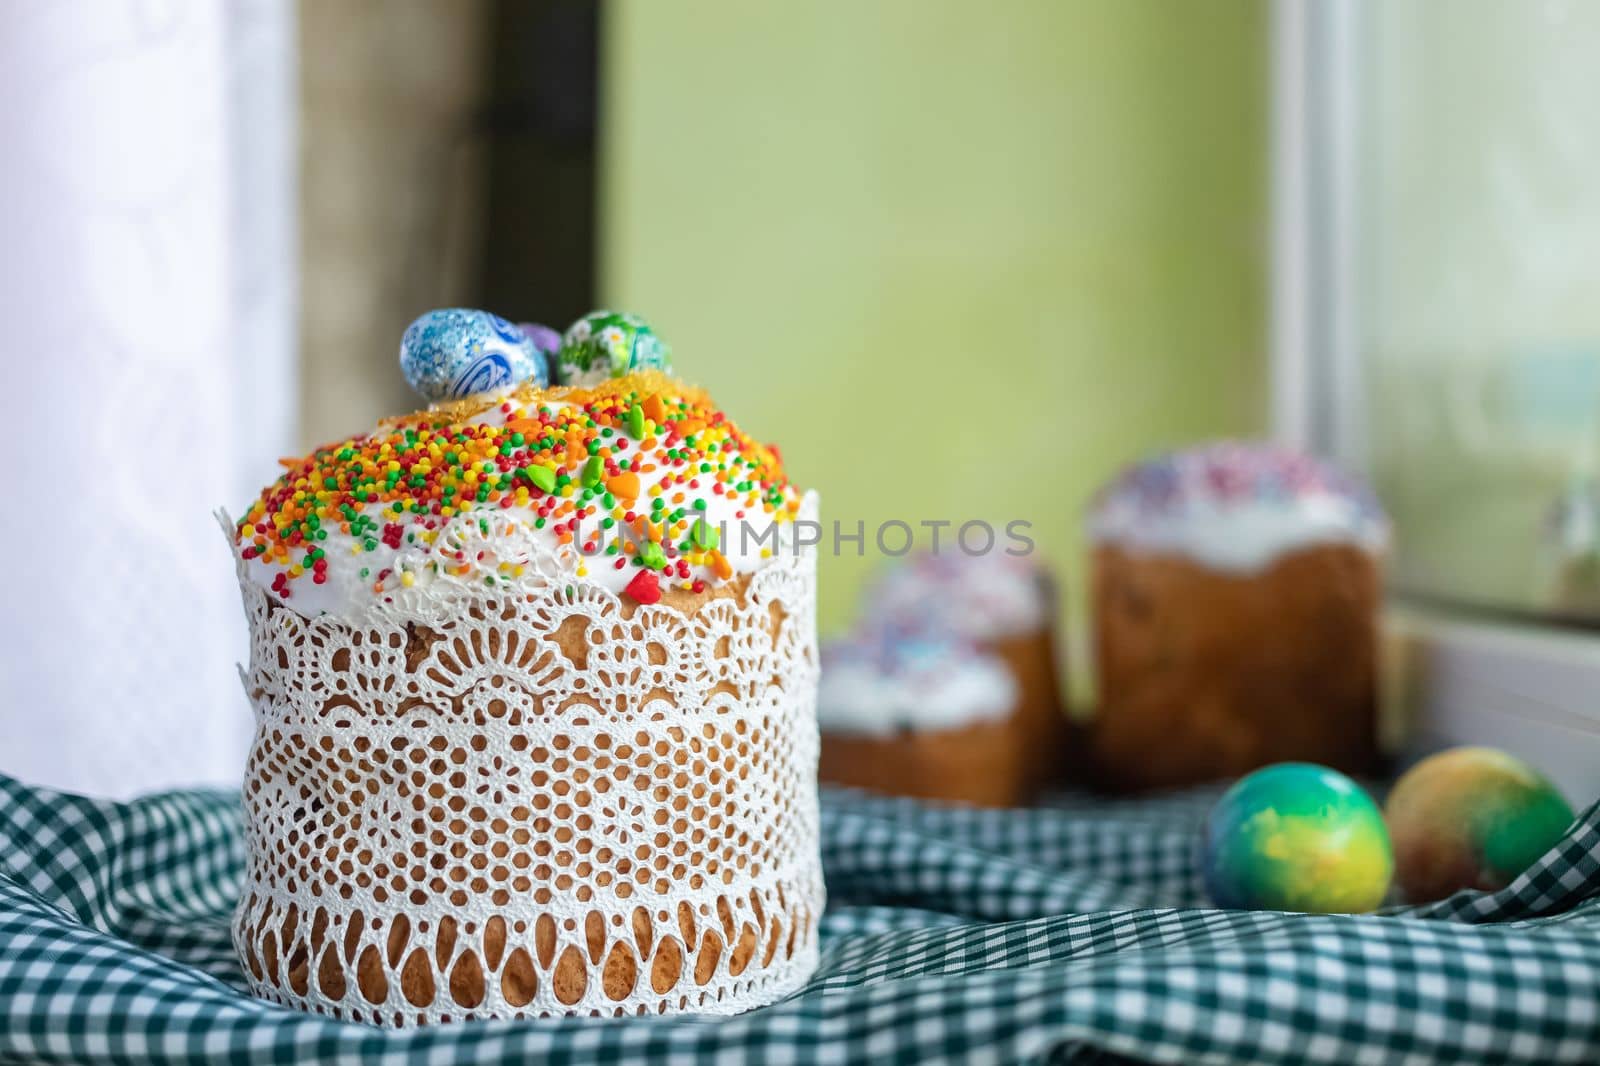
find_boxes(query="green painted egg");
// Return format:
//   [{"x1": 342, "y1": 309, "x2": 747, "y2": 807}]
[
  {"x1": 1203, "y1": 763, "x2": 1393, "y2": 913},
  {"x1": 556, "y1": 310, "x2": 671, "y2": 386},
  {"x1": 1385, "y1": 747, "x2": 1574, "y2": 902}
]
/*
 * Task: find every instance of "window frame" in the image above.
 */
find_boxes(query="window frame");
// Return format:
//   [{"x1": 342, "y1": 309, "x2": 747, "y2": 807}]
[{"x1": 1269, "y1": 0, "x2": 1600, "y2": 801}]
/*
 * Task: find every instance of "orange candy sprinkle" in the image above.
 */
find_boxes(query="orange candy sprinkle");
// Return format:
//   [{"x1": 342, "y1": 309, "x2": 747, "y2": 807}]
[{"x1": 606, "y1": 472, "x2": 640, "y2": 500}]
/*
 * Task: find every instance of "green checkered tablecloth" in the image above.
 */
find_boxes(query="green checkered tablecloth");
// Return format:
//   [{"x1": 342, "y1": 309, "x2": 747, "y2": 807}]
[{"x1": 2, "y1": 774, "x2": 1598, "y2": 1065}]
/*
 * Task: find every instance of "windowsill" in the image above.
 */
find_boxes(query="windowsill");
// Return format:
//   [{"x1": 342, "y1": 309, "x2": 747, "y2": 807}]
[{"x1": 1385, "y1": 602, "x2": 1600, "y2": 803}]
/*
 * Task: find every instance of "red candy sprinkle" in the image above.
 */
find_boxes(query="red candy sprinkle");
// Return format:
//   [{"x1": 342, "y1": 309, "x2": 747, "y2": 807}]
[{"x1": 624, "y1": 570, "x2": 661, "y2": 604}]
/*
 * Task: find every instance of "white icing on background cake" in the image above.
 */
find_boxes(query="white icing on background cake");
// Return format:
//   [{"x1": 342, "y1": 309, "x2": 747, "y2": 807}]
[
  {"x1": 861, "y1": 550, "x2": 1052, "y2": 641},
  {"x1": 817, "y1": 632, "x2": 1017, "y2": 738},
  {"x1": 1087, "y1": 441, "x2": 1390, "y2": 573}
]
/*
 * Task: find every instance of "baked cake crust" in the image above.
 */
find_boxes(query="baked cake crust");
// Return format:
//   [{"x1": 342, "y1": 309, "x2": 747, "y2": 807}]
[
  {"x1": 1090, "y1": 542, "x2": 1381, "y2": 791},
  {"x1": 988, "y1": 625, "x2": 1070, "y2": 792},
  {"x1": 818, "y1": 717, "x2": 1032, "y2": 808}
]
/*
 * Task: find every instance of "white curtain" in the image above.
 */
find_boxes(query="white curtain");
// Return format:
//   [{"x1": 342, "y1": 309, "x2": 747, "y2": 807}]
[{"x1": 0, "y1": 0, "x2": 297, "y2": 797}]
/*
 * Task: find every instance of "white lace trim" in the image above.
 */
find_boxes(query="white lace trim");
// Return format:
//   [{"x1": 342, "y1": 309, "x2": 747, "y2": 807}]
[{"x1": 228, "y1": 509, "x2": 823, "y2": 1023}]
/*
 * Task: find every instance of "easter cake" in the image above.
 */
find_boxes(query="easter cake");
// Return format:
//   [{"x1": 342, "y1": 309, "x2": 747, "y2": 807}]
[
  {"x1": 1087, "y1": 442, "x2": 1389, "y2": 791},
  {"x1": 816, "y1": 629, "x2": 1026, "y2": 807},
  {"x1": 861, "y1": 551, "x2": 1069, "y2": 793},
  {"x1": 227, "y1": 309, "x2": 824, "y2": 1023}
]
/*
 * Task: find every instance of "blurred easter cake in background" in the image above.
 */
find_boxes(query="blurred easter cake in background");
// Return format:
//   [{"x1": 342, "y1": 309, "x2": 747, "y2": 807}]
[
  {"x1": 860, "y1": 550, "x2": 1070, "y2": 792},
  {"x1": 1087, "y1": 442, "x2": 1389, "y2": 791},
  {"x1": 816, "y1": 628, "x2": 1027, "y2": 807}
]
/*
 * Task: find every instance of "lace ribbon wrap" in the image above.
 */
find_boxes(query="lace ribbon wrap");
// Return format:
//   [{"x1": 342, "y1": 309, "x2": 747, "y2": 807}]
[{"x1": 228, "y1": 500, "x2": 823, "y2": 1024}]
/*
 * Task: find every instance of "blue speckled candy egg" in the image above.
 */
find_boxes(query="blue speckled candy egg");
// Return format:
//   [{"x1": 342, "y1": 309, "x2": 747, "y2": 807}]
[
  {"x1": 1202, "y1": 763, "x2": 1393, "y2": 913},
  {"x1": 556, "y1": 310, "x2": 672, "y2": 386},
  {"x1": 399, "y1": 309, "x2": 549, "y2": 402}
]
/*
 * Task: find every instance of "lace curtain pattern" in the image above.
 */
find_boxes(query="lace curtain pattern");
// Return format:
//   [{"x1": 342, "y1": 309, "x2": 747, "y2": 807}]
[{"x1": 0, "y1": 0, "x2": 297, "y2": 797}]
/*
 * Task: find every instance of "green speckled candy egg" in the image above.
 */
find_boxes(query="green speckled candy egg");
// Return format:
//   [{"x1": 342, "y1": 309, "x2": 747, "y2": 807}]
[
  {"x1": 1385, "y1": 747, "x2": 1574, "y2": 902},
  {"x1": 556, "y1": 310, "x2": 672, "y2": 386},
  {"x1": 1203, "y1": 763, "x2": 1393, "y2": 913}
]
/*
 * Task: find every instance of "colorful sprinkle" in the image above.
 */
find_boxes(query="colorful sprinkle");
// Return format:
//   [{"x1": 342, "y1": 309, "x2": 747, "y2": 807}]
[
  {"x1": 624, "y1": 569, "x2": 662, "y2": 605},
  {"x1": 236, "y1": 370, "x2": 796, "y2": 604},
  {"x1": 606, "y1": 472, "x2": 640, "y2": 501},
  {"x1": 1091, "y1": 441, "x2": 1386, "y2": 525},
  {"x1": 520, "y1": 465, "x2": 557, "y2": 494}
]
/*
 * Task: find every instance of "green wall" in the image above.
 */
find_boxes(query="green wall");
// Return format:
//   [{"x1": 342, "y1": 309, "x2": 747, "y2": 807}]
[{"x1": 600, "y1": 0, "x2": 1268, "y2": 655}]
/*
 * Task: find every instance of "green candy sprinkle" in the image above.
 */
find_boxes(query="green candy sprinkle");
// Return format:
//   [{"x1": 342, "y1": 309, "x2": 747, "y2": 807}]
[
  {"x1": 519, "y1": 465, "x2": 557, "y2": 493},
  {"x1": 626, "y1": 403, "x2": 646, "y2": 439},
  {"x1": 691, "y1": 517, "x2": 719, "y2": 550},
  {"x1": 582, "y1": 455, "x2": 605, "y2": 488}
]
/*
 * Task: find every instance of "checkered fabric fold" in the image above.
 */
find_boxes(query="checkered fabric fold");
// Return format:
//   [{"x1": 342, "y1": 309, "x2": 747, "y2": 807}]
[{"x1": 2, "y1": 774, "x2": 1597, "y2": 1064}]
